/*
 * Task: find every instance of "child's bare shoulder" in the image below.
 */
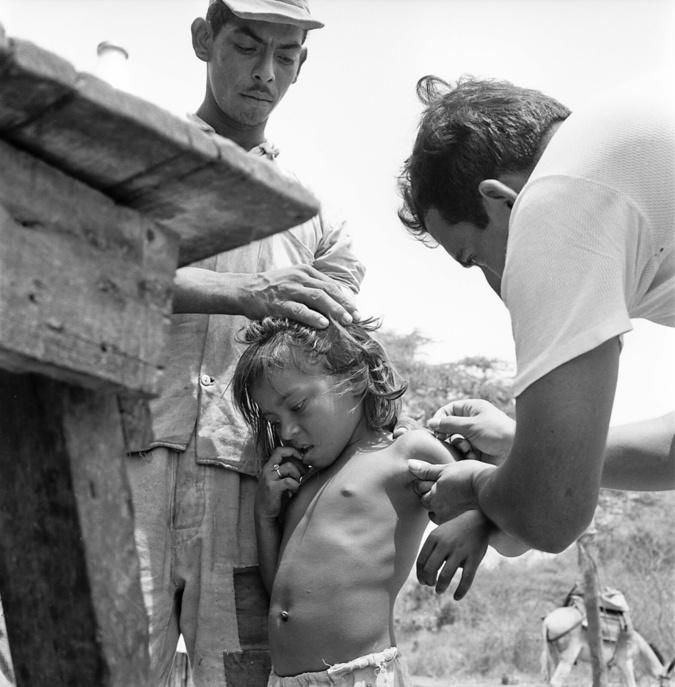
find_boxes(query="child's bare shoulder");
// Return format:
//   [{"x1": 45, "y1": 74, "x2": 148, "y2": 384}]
[
  {"x1": 393, "y1": 428, "x2": 458, "y2": 465},
  {"x1": 374, "y1": 430, "x2": 455, "y2": 511}
]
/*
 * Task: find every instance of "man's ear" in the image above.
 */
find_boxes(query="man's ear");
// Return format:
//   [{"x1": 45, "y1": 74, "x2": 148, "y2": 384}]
[
  {"x1": 191, "y1": 17, "x2": 213, "y2": 63},
  {"x1": 292, "y1": 47, "x2": 308, "y2": 84},
  {"x1": 478, "y1": 179, "x2": 518, "y2": 225},
  {"x1": 478, "y1": 179, "x2": 518, "y2": 206}
]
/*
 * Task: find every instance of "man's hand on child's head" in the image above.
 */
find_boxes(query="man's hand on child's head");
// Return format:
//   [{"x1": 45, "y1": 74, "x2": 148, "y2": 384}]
[
  {"x1": 416, "y1": 511, "x2": 491, "y2": 599},
  {"x1": 244, "y1": 265, "x2": 359, "y2": 329}
]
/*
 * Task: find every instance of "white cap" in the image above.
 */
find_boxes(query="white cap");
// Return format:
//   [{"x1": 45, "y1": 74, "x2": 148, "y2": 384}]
[{"x1": 209, "y1": 0, "x2": 323, "y2": 30}]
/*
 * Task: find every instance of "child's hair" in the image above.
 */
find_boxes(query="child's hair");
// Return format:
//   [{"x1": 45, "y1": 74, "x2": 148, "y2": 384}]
[{"x1": 232, "y1": 316, "x2": 407, "y2": 459}]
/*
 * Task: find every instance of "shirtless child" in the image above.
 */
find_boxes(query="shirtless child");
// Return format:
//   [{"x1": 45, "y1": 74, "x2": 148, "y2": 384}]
[{"x1": 232, "y1": 316, "x2": 526, "y2": 685}]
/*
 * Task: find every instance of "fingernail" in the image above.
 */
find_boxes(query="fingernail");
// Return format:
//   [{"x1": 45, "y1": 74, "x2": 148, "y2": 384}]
[
  {"x1": 352, "y1": 310, "x2": 361, "y2": 321},
  {"x1": 341, "y1": 312, "x2": 353, "y2": 324},
  {"x1": 428, "y1": 419, "x2": 439, "y2": 429},
  {"x1": 318, "y1": 317, "x2": 329, "y2": 328}
]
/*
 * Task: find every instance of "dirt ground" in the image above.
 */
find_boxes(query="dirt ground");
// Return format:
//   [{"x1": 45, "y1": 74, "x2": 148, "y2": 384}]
[{"x1": 411, "y1": 678, "x2": 544, "y2": 687}]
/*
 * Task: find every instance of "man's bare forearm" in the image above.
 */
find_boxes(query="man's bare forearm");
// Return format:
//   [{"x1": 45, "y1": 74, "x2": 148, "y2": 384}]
[
  {"x1": 475, "y1": 341, "x2": 619, "y2": 553},
  {"x1": 601, "y1": 411, "x2": 675, "y2": 490},
  {"x1": 172, "y1": 266, "x2": 250, "y2": 314}
]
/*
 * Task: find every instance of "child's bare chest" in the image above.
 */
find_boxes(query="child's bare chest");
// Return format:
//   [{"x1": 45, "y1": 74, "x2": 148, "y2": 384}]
[
  {"x1": 280, "y1": 448, "x2": 420, "y2": 552},
  {"x1": 283, "y1": 463, "x2": 382, "y2": 537}
]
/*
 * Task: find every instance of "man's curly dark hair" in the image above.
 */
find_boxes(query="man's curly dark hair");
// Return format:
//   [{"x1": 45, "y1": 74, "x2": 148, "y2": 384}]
[{"x1": 398, "y1": 75, "x2": 570, "y2": 243}]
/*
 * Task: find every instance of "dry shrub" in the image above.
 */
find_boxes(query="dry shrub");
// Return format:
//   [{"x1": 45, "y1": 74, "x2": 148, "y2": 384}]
[{"x1": 399, "y1": 628, "x2": 471, "y2": 678}]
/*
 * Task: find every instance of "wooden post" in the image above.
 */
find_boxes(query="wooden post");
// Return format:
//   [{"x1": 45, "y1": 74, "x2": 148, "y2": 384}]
[
  {"x1": 0, "y1": 146, "x2": 176, "y2": 685},
  {"x1": 577, "y1": 521, "x2": 608, "y2": 687},
  {"x1": 0, "y1": 373, "x2": 149, "y2": 686}
]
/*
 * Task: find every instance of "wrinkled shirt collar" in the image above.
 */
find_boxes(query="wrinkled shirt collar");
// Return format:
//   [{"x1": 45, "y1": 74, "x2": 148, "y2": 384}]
[{"x1": 186, "y1": 113, "x2": 279, "y2": 161}]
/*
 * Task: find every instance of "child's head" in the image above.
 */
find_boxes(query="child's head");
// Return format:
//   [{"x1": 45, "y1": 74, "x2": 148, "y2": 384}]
[{"x1": 233, "y1": 316, "x2": 407, "y2": 462}]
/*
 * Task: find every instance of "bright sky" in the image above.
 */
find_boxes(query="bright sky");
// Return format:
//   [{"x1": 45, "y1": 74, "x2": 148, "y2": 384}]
[{"x1": 1, "y1": 0, "x2": 674, "y2": 423}]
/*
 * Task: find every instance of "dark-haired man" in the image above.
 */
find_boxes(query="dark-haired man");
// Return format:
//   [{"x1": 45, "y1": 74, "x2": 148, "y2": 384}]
[
  {"x1": 125, "y1": 2, "x2": 364, "y2": 684},
  {"x1": 399, "y1": 73, "x2": 674, "y2": 562}
]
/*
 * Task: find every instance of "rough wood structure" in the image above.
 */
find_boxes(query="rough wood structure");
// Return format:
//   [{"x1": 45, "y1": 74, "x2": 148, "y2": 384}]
[
  {"x1": 577, "y1": 525, "x2": 608, "y2": 687},
  {"x1": 0, "y1": 28, "x2": 318, "y2": 687}
]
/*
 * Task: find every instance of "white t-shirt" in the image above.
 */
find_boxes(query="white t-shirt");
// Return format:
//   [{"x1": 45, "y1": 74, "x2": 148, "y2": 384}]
[{"x1": 503, "y1": 71, "x2": 675, "y2": 397}]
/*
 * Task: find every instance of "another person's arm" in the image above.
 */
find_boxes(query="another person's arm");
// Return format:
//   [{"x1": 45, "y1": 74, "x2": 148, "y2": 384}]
[
  {"x1": 601, "y1": 411, "x2": 675, "y2": 490},
  {"x1": 173, "y1": 264, "x2": 359, "y2": 327},
  {"x1": 173, "y1": 165, "x2": 364, "y2": 328}
]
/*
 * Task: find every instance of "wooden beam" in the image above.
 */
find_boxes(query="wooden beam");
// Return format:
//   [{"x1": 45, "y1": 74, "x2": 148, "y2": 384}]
[
  {"x1": 0, "y1": 371, "x2": 149, "y2": 686},
  {"x1": 0, "y1": 141, "x2": 177, "y2": 394},
  {"x1": 0, "y1": 34, "x2": 320, "y2": 266}
]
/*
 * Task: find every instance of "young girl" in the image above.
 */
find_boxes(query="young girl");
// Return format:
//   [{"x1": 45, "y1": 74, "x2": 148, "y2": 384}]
[{"x1": 232, "y1": 316, "x2": 525, "y2": 686}]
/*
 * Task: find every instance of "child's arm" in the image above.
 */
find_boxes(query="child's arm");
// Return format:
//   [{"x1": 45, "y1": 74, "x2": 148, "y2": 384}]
[
  {"x1": 255, "y1": 449, "x2": 307, "y2": 595},
  {"x1": 417, "y1": 510, "x2": 530, "y2": 598},
  {"x1": 400, "y1": 427, "x2": 463, "y2": 467},
  {"x1": 416, "y1": 510, "x2": 489, "y2": 599}
]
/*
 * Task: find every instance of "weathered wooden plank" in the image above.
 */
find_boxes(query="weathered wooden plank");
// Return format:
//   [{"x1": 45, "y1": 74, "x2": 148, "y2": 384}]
[
  {"x1": 0, "y1": 35, "x2": 319, "y2": 266},
  {"x1": 0, "y1": 206, "x2": 173, "y2": 394},
  {"x1": 7, "y1": 71, "x2": 208, "y2": 190},
  {"x1": 0, "y1": 142, "x2": 177, "y2": 394},
  {"x1": 577, "y1": 528, "x2": 608, "y2": 687},
  {"x1": 63, "y1": 379, "x2": 150, "y2": 687},
  {"x1": 0, "y1": 371, "x2": 149, "y2": 686},
  {"x1": 128, "y1": 153, "x2": 318, "y2": 267},
  {"x1": 0, "y1": 33, "x2": 77, "y2": 130},
  {"x1": 0, "y1": 138, "x2": 170, "y2": 264}
]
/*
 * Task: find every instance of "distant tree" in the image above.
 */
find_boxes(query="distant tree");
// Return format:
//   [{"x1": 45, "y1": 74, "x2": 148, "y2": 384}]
[{"x1": 377, "y1": 328, "x2": 515, "y2": 424}]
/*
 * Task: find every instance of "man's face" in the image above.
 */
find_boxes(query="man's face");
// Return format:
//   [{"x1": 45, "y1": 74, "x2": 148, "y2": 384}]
[
  {"x1": 424, "y1": 208, "x2": 508, "y2": 296},
  {"x1": 206, "y1": 16, "x2": 305, "y2": 128}
]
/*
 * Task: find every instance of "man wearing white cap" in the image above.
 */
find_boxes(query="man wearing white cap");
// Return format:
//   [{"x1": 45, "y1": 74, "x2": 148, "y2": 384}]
[{"x1": 124, "y1": 1, "x2": 364, "y2": 684}]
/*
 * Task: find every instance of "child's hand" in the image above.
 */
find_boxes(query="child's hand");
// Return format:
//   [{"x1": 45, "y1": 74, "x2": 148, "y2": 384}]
[
  {"x1": 416, "y1": 510, "x2": 490, "y2": 599},
  {"x1": 256, "y1": 448, "x2": 308, "y2": 521}
]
